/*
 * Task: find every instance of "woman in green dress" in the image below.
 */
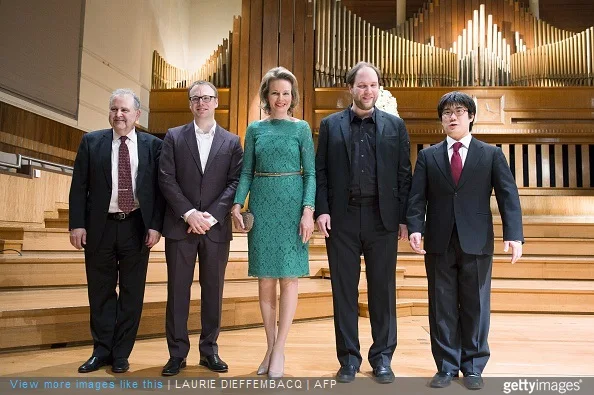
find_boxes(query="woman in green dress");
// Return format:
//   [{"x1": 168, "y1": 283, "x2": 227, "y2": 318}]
[{"x1": 231, "y1": 67, "x2": 315, "y2": 378}]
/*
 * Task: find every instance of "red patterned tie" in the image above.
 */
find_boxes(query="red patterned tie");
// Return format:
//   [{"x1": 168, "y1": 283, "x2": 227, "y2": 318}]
[
  {"x1": 118, "y1": 136, "x2": 135, "y2": 213},
  {"x1": 451, "y1": 141, "x2": 463, "y2": 185}
]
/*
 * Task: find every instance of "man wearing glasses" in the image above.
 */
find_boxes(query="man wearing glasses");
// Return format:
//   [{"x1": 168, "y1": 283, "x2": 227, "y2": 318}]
[
  {"x1": 158, "y1": 81, "x2": 243, "y2": 376},
  {"x1": 407, "y1": 91, "x2": 523, "y2": 390}
]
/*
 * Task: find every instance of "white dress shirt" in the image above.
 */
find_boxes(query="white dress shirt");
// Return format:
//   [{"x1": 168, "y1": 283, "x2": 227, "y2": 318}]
[
  {"x1": 109, "y1": 129, "x2": 139, "y2": 213},
  {"x1": 446, "y1": 134, "x2": 473, "y2": 167},
  {"x1": 195, "y1": 121, "x2": 216, "y2": 172},
  {"x1": 182, "y1": 121, "x2": 218, "y2": 223}
]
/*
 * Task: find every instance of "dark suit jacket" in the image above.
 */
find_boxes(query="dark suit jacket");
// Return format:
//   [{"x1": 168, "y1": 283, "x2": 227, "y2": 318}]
[
  {"x1": 407, "y1": 137, "x2": 524, "y2": 255},
  {"x1": 69, "y1": 129, "x2": 165, "y2": 252},
  {"x1": 315, "y1": 108, "x2": 412, "y2": 231},
  {"x1": 158, "y1": 122, "x2": 243, "y2": 242}
]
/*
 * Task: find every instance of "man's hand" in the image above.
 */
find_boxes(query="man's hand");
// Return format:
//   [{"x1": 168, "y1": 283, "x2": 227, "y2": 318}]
[
  {"x1": 145, "y1": 229, "x2": 161, "y2": 248},
  {"x1": 299, "y1": 208, "x2": 315, "y2": 243},
  {"x1": 316, "y1": 214, "x2": 332, "y2": 238},
  {"x1": 69, "y1": 228, "x2": 87, "y2": 250},
  {"x1": 504, "y1": 240, "x2": 523, "y2": 264},
  {"x1": 231, "y1": 204, "x2": 248, "y2": 233},
  {"x1": 398, "y1": 223, "x2": 409, "y2": 240},
  {"x1": 186, "y1": 211, "x2": 212, "y2": 234},
  {"x1": 409, "y1": 232, "x2": 426, "y2": 254}
]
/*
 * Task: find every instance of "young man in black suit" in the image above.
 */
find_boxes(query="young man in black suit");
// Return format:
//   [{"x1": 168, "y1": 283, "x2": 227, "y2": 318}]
[
  {"x1": 69, "y1": 89, "x2": 164, "y2": 374},
  {"x1": 407, "y1": 91, "x2": 523, "y2": 390}
]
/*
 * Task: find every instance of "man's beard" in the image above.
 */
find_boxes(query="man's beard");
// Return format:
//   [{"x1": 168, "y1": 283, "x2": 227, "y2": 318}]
[{"x1": 353, "y1": 96, "x2": 377, "y2": 111}]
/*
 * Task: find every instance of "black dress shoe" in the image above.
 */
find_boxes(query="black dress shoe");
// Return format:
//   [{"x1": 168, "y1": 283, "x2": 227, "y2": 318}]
[
  {"x1": 111, "y1": 358, "x2": 130, "y2": 373},
  {"x1": 199, "y1": 354, "x2": 228, "y2": 373},
  {"x1": 372, "y1": 365, "x2": 395, "y2": 384},
  {"x1": 161, "y1": 357, "x2": 187, "y2": 376},
  {"x1": 429, "y1": 372, "x2": 455, "y2": 388},
  {"x1": 463, "y1": 373, "x2": 484, "y2": 390},
  {"x1": 78, "y1": 356, "x2": 110, "y2": 373},
  {"x1": 336, "y1": 365, "x2": 359, "y2": 383}
]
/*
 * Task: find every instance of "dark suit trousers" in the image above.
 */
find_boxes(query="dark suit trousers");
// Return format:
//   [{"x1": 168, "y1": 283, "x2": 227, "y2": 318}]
[
  {"x1": 84, "y1": 212, "x2": 149, "y2": 359},
  {"x1": 326, "y1": 203, "x2": 398, "y2": 369},
  {"x1": 165, "y1": 234, "x2": 229, "y2": 358},
  {"x1": 425, "y1": 225, "x2": 492, "y2": 375}
]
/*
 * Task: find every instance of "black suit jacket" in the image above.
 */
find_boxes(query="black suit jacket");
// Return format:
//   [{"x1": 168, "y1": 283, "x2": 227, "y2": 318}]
[
  {"x1": 69, "y1": 129, "x2": 165, "y2": 252},
  {"x1": 407, "y1": 137, "x2": 524, "y2": 255},
  {"x1": 158, "y1": 122, "x2": 243, "y2": 242},
  {"x1": 315, "y1": 108, "x2": 412, "y2": 231}
]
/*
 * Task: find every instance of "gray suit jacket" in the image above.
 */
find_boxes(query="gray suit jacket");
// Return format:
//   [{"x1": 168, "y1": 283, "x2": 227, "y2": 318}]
[{"x1": 158, "y1": 122, "x2": 243, "y2": 242}]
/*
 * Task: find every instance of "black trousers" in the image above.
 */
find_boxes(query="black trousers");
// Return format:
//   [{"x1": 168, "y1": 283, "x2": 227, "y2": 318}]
[
  {"x1": 326, "y1": 203, "x2": 398, "y2": 369},
  {"x1": 165, "y1": 234, "x2": 229, "y2": 358},
  {"x1": 84, "y1": 211, "x2": 149, "y2": 359},
  {"x1": 425, "y1": 225, "x2": 492, "y2": 376}
]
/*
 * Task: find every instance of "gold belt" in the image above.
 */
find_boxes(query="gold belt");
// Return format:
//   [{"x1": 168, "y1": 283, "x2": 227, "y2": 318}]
[{"x1": 254, "y1": 171, "x2": 302, "y2": 177}]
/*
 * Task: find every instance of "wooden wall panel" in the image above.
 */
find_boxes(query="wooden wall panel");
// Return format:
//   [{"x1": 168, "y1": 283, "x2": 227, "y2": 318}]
[
  {"x1": 0, "y1": 102, "x2": 84, "y2": 166},
  {"x1": 0, "y1": 171, "x2": 71, "y2": 225}
]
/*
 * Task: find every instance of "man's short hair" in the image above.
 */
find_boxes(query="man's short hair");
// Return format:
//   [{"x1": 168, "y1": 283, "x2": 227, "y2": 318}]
[
  {"x1": 187, "y1": 80, "x2": 219, "y2": 98},
  {"x1": 345, "y1": 62, "x2": 382, "y2": 86},
  {"x1": 437, "y1": 91, "x2": 477, "y2": 131},
  {"x1": 110, "y1": 89, "x2": 140, "y2": 111}
]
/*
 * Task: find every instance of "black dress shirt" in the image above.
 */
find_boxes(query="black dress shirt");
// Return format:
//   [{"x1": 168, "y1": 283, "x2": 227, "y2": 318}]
[{"x1": 349, "y1": 108, "x2": 377, "y2": 198}]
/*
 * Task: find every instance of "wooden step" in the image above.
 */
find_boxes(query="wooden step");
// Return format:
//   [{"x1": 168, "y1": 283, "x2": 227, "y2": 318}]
[
  {"x1": 359, "y1": 299, "x2": 429, "y2": 318},
  {"x1": 319, "y1": 265, "x2": 406, "y2": 281},
  {"x1": 0, "y1": 251, "x2": 331, "y2": 288},
  {"x1": 0, "y1": 239, "x2": 23, "y2": 254},
  {"x1": 493, "y1": 216, "x2": 594, "y2": 239},
  {"x1": 392, "y1": 278, "x2": 594, "y2": 314},
  {"x1": 0, "y1": 277, "x2": 350, "y2": 350},
  {"x1": 0, "y1": 228, "x2": 251, "y2": 253},
  {"x1": 396, "y1": 254, "x2": 594, "y2": 280}
]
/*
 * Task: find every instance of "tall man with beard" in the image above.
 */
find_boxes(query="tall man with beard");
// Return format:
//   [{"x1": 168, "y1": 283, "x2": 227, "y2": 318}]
[{"x1": 315, "y1": 62, "x2": 412, "y2": 384}]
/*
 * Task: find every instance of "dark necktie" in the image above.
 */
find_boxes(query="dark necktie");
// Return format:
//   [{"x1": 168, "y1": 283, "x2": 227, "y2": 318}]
[
  {"x1": 118, "y1": 136, "x2": 135, "y2": 213},
  {"x1": 451, "y1": 141, "x2": 463, "y2": 185}
]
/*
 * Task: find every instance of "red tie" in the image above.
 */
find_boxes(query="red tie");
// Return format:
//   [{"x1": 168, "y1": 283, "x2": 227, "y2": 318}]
[
  {"x1": 451, "y1": 141, "x2": 463, "y2": 185},
  {"x1": 118, "y1": 136, "x2": 135, "y2": 213}
]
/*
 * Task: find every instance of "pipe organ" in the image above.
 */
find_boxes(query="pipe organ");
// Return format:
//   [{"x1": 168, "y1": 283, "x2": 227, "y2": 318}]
[
  {"x1": 314, "y1": 0, "x2": 593, "y2": 87},
  {"x1": 151, "y1": 16, "x2": 240, "y2": 89}
]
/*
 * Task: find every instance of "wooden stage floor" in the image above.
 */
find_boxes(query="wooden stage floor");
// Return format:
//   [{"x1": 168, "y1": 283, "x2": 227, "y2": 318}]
[{"x1": 1, "y1": 314, "x2": 592, "y2": 378}]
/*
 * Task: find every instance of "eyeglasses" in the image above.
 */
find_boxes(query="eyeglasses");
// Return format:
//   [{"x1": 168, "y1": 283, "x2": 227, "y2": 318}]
[
  {"x1": 442, "y1": 108, "x2": 468, "y2": 118},
  {"x1": 190, "y1": 95, "x2": 216, "y2": 104}
]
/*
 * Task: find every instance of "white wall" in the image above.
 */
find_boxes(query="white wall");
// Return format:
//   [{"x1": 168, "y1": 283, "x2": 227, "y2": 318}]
[{"x1": 0, "y1": 0, "x2": 240, "y2": 133}]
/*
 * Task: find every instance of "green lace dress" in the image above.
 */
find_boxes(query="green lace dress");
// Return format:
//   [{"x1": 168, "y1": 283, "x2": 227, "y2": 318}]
[{"x1": 233, "y1": 119, "x2": 316, "y2": 278}]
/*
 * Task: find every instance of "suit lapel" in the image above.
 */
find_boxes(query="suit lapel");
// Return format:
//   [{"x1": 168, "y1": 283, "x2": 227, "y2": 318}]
[
  {"x1": 203, "y1": 126, "x2": 225, "y2": 174},
  {"x1": 100, "y1": 130, "x2": 113, "y2": 189},
  {"x1": 182, "y1": 122, "x2": 203, "y2": 174},
  {"x1": 136, "y1": 132, "x2": 149, "y2": 189},
  {"x1": 432, "y1": 140, "x2": 456, "y2": 190},
  {"x1": 339, "y1": 109, "x2": 352, "y2": 165},
  {"x1": 456, "y1": 137, "x2": 484, "y2": 189},
  {"x1": 375, "y1": 109, "x2": 385, "y2": 168}
]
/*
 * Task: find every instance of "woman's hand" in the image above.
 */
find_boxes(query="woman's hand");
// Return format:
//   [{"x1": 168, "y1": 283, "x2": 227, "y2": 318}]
[
  {"x1": 299, "y1": 207, "x2": 315, "y2": 243},
  {"x1": 231, "y1": 204, "x2": 247, "y2": 233}
]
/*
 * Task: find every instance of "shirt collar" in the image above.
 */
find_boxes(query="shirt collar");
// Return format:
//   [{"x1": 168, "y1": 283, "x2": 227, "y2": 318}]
[
  {"x1": 447, "y1": 133, "x2": 472, "y2": 150},
  {"x1": 194, "y1": 121, "x2": 217, "y2": 136},
  {"x1": 349, "y1": 106, "x2": 376, "y2": 123},
  {"x1": 113, "y1": 128, "x2": 137, "y2": 143}
]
